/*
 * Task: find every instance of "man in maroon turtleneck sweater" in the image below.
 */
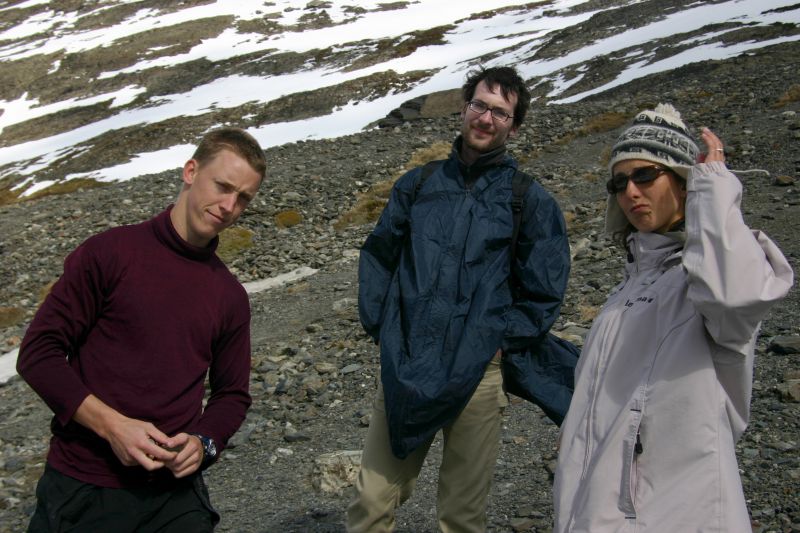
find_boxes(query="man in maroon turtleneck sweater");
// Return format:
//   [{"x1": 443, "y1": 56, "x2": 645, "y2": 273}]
[{"x1": 17, "y1": 127, "x2": 266, "y2": 532}]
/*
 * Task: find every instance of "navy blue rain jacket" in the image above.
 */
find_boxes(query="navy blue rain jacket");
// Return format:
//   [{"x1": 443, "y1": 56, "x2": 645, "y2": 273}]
[{"x1": 359, "y1": 141, "x2": 570, "y2": 458}]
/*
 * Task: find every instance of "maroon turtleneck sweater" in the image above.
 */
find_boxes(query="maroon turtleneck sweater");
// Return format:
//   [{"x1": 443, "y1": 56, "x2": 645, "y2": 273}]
[{"x1": 18, "y1": 207, "x2": 252, "y2": 488}]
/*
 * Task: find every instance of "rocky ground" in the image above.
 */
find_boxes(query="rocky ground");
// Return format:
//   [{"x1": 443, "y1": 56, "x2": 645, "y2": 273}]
[{"x1": 0, "y1": 39, "x2": 798, "y2": 532}]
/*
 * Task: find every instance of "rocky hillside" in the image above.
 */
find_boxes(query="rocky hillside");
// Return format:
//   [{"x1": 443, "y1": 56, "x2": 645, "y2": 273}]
[
  {"x1": 1, "y1": 0, "x2": 798, "y2": 192},
  {"x1": 0, "y1": 8, "x2": 799, "y2": 533}
]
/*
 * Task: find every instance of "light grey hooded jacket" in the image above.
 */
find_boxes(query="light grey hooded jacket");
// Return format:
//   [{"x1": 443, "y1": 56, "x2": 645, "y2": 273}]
[{"x1": 554, "y1": 161, "x2": 794, "y2": 532}]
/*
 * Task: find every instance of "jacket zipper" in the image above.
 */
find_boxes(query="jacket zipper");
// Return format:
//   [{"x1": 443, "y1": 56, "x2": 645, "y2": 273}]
[
  {"x1": 580, "y1": 280, "x2": 637, "y2": 480},
  {"x1": 580, "y1": 246, "x2": 643, "y2": 481}
]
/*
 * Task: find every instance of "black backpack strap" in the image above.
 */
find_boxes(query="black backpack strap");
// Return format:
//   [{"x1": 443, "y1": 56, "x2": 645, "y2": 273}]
[
  {"x1": 510, "y1": 169, "x2": 534, "y2": 265},
  {"x1": 411, "y1": 160, "x2": 443, "y2": 203}
]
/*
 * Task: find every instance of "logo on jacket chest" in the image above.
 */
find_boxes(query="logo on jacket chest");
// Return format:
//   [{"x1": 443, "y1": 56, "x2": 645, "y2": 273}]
[{"x1": 624, "y1": 295, "x2": 654, "y2": 308}]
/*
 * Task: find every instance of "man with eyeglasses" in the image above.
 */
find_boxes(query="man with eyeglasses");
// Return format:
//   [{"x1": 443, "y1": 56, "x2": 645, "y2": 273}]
[{"x1": 348, "y1": 66, "x2": 570, "y2": 532}]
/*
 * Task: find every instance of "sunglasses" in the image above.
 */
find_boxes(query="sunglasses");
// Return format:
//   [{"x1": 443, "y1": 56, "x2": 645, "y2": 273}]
[{"x1": 606, "y1": 166, "x2": 670, "y2": 194}]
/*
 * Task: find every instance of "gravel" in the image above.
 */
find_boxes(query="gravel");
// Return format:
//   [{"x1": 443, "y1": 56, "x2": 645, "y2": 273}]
[{"x1": 0, "y1": 36, "x2": 798, "y2": 533}]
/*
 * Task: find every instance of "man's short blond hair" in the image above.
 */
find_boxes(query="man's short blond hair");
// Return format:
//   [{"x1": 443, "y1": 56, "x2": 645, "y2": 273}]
[{"x1": 192, "y1": 127, "x2": 266, "y2": 181}]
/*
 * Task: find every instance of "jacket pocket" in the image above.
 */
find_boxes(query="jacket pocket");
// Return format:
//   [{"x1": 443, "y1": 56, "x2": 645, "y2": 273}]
[{"x1": 619, "y1": 394, "x2": 644, "y2": 520}]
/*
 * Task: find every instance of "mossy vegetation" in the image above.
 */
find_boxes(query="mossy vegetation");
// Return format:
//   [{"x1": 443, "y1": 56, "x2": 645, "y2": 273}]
[
  {"x1": 538, "y1": 111, "x2": 631, "y2": 158},
  {"x1": 26, "y1": 179, "x2": 109, "y2": 202},
  {"x1": 235, "y1": 16, "x2": 281, "y2": 35},
  {"x1": 562, "y1": 210, "x2": 576, "y2": 229},
  {"x1": 0, "y1": 307, "x2": 25, "y2": 328},
  {"x1": 334, "y1": 140, "x2": 451, "y2": 230},
  {"x1": 404, "y1": 141, "x2": 452, "y2": 169},
  {"x1": 555, "y1": 111, "x2": 631, "y2": 147},
  {"x1": 275, "y1": 210, "x2": 304, "y2": 228},
  {"x1": 38, "y1": 281, "x2": 57, "y2": 305},
  {"x1": 217, "y1": 226, "x2": 254, "y2": 264},
  {"x1": 345, "y1": 26, "x2": 452, "y2": 72},
  {"x1": 578, "y1": 112, "x2": 630, "y2": 135},
  {"x1": 0, "y1": 178, "x2": 108, "y2": 207},
  {"x1": 582, "y1": 171, "x2": 601, "y2": 183},
  {"x1": 774, "y1": 84, "x2": 800, "y2": 108},
  {"x1": 296, "y1": 10, "x2": 333, "y2": 29},
  {"x1": 373, "y1": 2, "x2": 410, "y2": 11},
  {"x1": 578, "y1": 303, "x2": 600, "y2": 322},
  {"x1": 286, "y1": 281, "x2": 311, "y2": 295},
  {"x1": 0, "y1": 185, "x2": 21, "y2": 207},
  {"x1": 598, "y1": 145, "x2": 613, "y2": 167}
]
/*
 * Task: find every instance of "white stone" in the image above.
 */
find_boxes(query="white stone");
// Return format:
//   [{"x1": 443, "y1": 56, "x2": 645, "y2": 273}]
[{"x1": 312, "y1": 450, "x2": 362, "y2": 495}]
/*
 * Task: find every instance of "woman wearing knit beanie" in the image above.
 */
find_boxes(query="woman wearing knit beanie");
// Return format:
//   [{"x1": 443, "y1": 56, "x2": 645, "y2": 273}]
[{"x1": 553, "y1": 104, "x2": 794, "y2": 532}]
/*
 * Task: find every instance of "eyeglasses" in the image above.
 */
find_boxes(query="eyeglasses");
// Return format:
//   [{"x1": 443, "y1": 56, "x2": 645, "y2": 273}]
[
  {"x1": 606, "y1": 166, "x2": 670, "y2": 194},
  {"x1": 467, "y1": 100, "x2": 514, "y2": 123}
]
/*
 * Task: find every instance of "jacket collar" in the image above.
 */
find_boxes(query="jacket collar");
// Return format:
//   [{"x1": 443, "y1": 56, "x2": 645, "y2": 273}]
[
  {"x1": 625, "y1": 231, "x2": 683, "y2": 275},
  {"x1": 452, "y1": 135, "x2": 513, "y2": 189}
]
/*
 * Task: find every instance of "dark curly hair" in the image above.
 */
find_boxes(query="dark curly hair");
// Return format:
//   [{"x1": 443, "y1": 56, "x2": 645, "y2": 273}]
[{"x1": 462, "y1": 66, "x2": 531, "y2": 128}]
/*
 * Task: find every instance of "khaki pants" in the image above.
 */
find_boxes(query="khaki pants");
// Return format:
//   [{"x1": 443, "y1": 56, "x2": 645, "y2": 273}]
[{"x1": 346, "y1": 359, "x2": 508, "y2": 533}]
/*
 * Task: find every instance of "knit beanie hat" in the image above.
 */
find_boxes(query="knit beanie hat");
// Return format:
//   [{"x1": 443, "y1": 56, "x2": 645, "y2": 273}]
[{"x1": 605, "y1": 103, "x2": 699, "y2": 235}]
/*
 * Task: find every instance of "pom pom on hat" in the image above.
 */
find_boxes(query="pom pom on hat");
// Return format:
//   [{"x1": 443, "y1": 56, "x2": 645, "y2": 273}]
[{"x1": 608, "y1": 103, "x2": 699, "y2": 180}]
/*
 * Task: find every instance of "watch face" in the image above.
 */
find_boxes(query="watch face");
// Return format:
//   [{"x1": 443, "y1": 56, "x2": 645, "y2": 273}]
[
  {"x1": 207, "y1": 439, "x2": 217, "y2": 458},
  {"x1": 195, "y1": 435, "x2": 217, "y2": 461}
]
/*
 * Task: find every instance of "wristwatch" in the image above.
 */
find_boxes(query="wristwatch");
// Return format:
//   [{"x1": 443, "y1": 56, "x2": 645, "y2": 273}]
[{"x1": 192, "y1": 434, "x2": 218, "y2": 468}]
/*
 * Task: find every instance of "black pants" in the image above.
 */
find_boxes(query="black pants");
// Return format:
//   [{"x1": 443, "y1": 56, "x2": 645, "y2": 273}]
[{"x1": 27, "y1": 465, "x2": 219, "y2": 533}]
